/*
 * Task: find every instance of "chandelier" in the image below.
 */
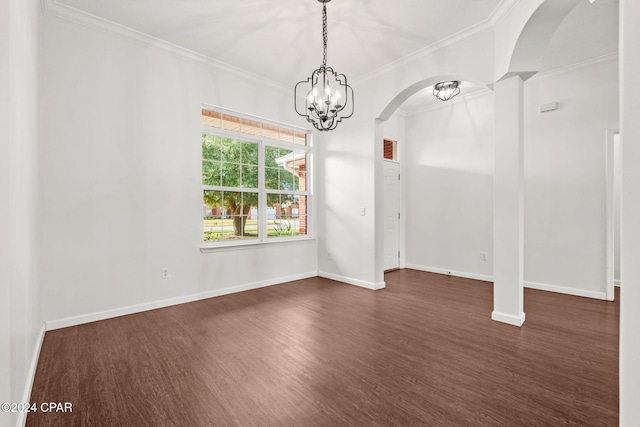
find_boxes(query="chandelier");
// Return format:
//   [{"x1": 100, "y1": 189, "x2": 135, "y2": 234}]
[
  {"x1": 433, "y1": 81, "x2": 461, "y2": 101},
  {"x1": 295, "y1": 0, "x2": 354, "y2": 131}
]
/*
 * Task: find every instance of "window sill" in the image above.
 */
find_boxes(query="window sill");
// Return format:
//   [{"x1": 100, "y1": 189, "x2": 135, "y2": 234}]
[{"x1": 200, "y1": 236, "x2": 316, "y2": 253}]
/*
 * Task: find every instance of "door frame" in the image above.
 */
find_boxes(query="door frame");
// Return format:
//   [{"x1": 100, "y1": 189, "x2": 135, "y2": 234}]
[
  {"x1": 605, "y1": 128, "x2": 620, "y2": 301},
  {"x1": 383, "y1": 158, "x2": 401, "y2": 272}
]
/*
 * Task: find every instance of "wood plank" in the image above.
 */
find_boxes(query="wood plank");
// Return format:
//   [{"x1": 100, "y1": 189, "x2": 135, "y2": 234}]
[{"x1": 27, "y1": 270, "x2": 619, "y2": 426}]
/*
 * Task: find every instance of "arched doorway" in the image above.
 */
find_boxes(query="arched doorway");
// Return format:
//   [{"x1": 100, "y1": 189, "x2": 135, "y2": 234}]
[{"x1": 374, "y1": 76, "x2": 494, "y2": 287}]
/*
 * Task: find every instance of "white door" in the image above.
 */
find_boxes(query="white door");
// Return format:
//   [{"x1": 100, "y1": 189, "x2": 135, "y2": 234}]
[{"x1": 384, "y1": 160, "x2": 400, "y2": 271}]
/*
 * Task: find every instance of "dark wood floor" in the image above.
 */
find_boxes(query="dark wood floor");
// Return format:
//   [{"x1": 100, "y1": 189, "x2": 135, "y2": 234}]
[{"x1": 27, "y1": 270, "x2": 619, "y2": 426}]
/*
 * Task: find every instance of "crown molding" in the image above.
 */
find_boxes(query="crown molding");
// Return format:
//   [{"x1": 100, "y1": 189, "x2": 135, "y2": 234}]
[
  {"x1": 353, "y1": 21, "x2": 493, "y2": 86},
  {"x1": 529, "y1": 51, "x2": 618, "y2": 81},
  {"x1": 489, "y1": 0, "x2": 521, "y2": 26},
  {"x1": 353, "y1": 0, "x2": 518, "y2": 86},
  {"x1": 40, "y1": 0, "x2": 292, "y2": 94},
  {"x1": 403, "y1": 51, "x2": 619, "y2": 116}
]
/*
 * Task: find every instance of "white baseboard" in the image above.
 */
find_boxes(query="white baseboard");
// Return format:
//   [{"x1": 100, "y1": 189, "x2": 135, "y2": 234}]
[
  {"x1": 615, "y1": 280, "x2": 621, "y2": 287},
  {"x1": 524, "y1": 281, "x2": 608, "y2": 300},
  {"x1": 405, "y1": 264, "x2": 493, "y2": 283},
  {"x1": 46, "y1": 271, "x2": 318, "y2": 331},
  {"x1": 318, "y1": 271, "x2": 386, "y2": 290},
  {"x1": 404, "y1": 264, "x2": 609, "y2": 301},
  {"x1": 18, "y1": 323, "x2": 46, "y2": 427},
  {"x1": 492, "y1": 311, "x2": 526, "y2": 327}
]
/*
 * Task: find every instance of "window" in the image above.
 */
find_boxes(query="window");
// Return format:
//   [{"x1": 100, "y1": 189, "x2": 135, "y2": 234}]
[
  {"x1": 383, "y1": 138, "x2": 397, "y2": 161},
  {"x1": 202, "y1": 108, "x2": 310, "y2": 245}
]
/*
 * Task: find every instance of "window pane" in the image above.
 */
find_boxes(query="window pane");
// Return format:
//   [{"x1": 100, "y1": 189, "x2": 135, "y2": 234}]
[
  {"x1": 241, "y1": 118, "x2": 261, "y2": 137},
  {"x1": 266, "y1": 193, "x2": 306, "y2": 238},
  {"x1": 383, "y1": 139, "x2": 395, "y2": 160},
  {"x1": 241, "y1": 141, "x2": 258, "y2": 165},
  {"x1": 297, "y1": 195, "x2": 308, "y2": 236},
  {"x1": 241, "y1": 165, "x2": 258, "y2": 188},
  {"x1": 222, "y1": 191, "x2": 259, "y2": 241},
  {"x1": 276, "y1": 148, "x2": 293, "y2": 191},
  {"x1": 202, "y1": 110, "x2": 221, "y2": 128},
  {"x1": 203, "y1": 190, "x2": 258, "y2": 242},
  {"x1": 221, "y1": 163, "x2": 240, "y2": 187},
  {"x1": 219, "y1": 191, "x2": 233, "y2": 241},
  {"x1": 265, "y1": 167, "x2": 279, "y2": 190},
  {"x1": 293, "y1": 131, "x2": 307, "y2": 146},
  {"x1": 203, "y1": 190, "x2": 223, "y2": 241},
  {"x1": 298, "y1": 157, "x2": 307, "y2": 192},
  {"x1": 266, "y1": 193, "x2": 281, "y2": 208},
  {"x1": 202, "y1": 160, "x2": 220, "y2": 186},
  {"x1": 202, "y1": 134, "x2": 221, "y2": 161},
  {"x1": 277, "y1": 148, "x2": 293, "y2": 191},
  {"x1": 222, "y1": 114, "x2": 241, "y2": 133},
  {"x1": 278, "y1": 148, "x2": 293, "y2": 158},
  {"x1": 295, "y1": 215, "x2": 307, "y2": 236},
  {"x1": 222, "y1": 138, "x2": 241, "y2": 163},
  {"x1": 204, "y1": 110, "x2": 308, "y2": 145},
  {"x1": 290, "y1": 151, "x2": 307, "y2": 191},
  {"x1": 241, "y1": 202, "x2": 259, "y2": 240},
  {"x1": 279, "y1": 127, "x2": 294, "y2": 144},
  {"x1": 265, "y1": 146, "x2": 279, "y2": 168},
  {"x1": 262, "y1": 124, "x2": 279, "y2": 141}
]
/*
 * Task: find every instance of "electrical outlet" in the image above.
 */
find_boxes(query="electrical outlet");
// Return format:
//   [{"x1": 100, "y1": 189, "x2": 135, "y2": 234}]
[
  {"x1": 481, "y1": 252, "x2": 487, "y2": 261},
  {"x1": 328, "y1": 252, "x2": 333, "y2": 261},
  {"x1": 161, "y1": 268, "x2": 170, "y2": 279},
  {"x1": 360, "y1": 207, "x2": 366, "y2": 216}
]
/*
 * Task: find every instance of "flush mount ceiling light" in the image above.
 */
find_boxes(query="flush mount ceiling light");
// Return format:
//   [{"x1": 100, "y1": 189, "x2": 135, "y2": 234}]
[
  {"x1": 294, "y1": 0, "x2": 354, "y2": 131},
  {"x1": 433, "y1": 81, "x2": 461, "y2": 102}
]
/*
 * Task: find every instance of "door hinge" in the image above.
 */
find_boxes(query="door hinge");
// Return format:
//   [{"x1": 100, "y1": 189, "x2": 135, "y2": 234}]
[
  {"x1": 398, "y1": 250, "x2": 400, "y2": 258},
  {"x1": 398, "y1": 173, "x2": 401, "y2": 181},
  {"x1": 398, "y1": 212, "x2": 400, "y2": 219}
]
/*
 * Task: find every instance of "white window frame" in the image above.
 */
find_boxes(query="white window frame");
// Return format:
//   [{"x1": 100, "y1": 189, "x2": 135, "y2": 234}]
[{"x1": 200, "y1": 108, "x2": 313, "y2": 250}]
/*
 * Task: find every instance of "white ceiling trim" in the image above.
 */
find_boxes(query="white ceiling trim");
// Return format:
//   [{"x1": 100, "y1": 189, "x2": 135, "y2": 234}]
[
  {"x1": 42, "y1": 0, "x2": 521, "y2": 95},
  {"x1": 40, "y1": 0, "x2": 293, "y2": 93},
  {"x1": 352, "y1": 0, "x2": 519, "y2": 86},
  {"x1": 402, "y1": 51, "x2": 618, "y2": 116},
  {"x1": 529, "y1": 51, "x2": 618, "y2": 82},
  {"x1": 352, "y1": 22, "x2": 494, "y2": 86},
  {"x1": 489, "y1": 0, "x2": 521, "y2": 26}
]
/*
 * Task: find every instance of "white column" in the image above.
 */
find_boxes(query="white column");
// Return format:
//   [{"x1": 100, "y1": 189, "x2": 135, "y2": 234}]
[
  {"x1": 620, "y1": 0, "x2": 640, "y2": 424},
  {"x1": 492, "y1": 75, "x2": 525, "y2": 327}
]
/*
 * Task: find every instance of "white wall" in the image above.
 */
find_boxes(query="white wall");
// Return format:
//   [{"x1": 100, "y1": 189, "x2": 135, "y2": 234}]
[
  {"x1": 524, "y1": 59, "x2": 618, "y2": 297},
  {"x1": 401, "y1": 58, "x2": 619, "y2": 298},
  {"x1": 317, "y1": 30, "x2": 496, "y2": 289},
  {"x1": 0, "y1": 0, "x2": 43, "y2": 426},
  {"x1": 316, "y1": 111, "x2": 379, "y2": 288},
  {"x1": 0, "y1": 0, "x2": 11, "y2": 418},
  {"x1": 39, "y1": 14, "x2": 318, "y2": 327},
  {"x1": 404, "y1": 91, "x2": 495, "y2": 280}
]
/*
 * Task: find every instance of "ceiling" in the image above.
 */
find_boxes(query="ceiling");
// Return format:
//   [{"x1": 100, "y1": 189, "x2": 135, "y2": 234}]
[
  {"x1": 54, "y1": 0, "x2": 618, "y2": 112},
  {"x1": 55, "y1": 0, "x2": 504, "y2": 86}
]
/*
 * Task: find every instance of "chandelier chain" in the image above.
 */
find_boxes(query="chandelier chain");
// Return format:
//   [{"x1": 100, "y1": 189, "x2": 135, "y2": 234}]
[
  {"x1": 322, "y1": 3, "x2": 327, "y2": 68},
  {"x1": 294, "y1": 0, "x2": 353, "y2": 131}
]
